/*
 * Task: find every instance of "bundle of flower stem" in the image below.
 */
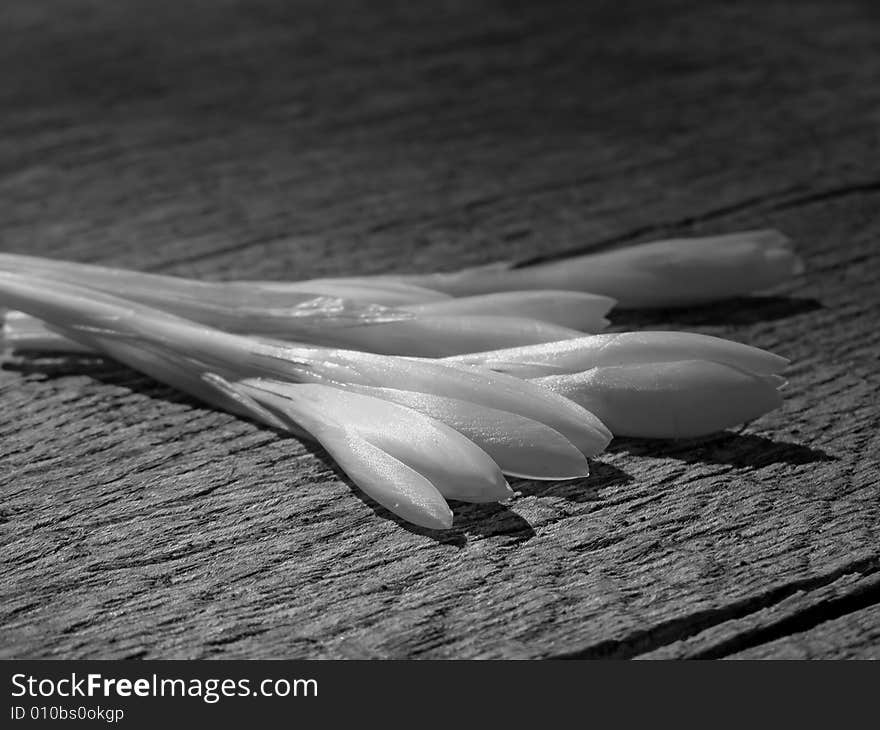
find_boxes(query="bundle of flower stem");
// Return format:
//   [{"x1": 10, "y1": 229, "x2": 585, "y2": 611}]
[
  {"x1": 0, "y1": 228, "x2": 800, "y2": 355},
  {"x1": 0, "y1": 272, "x2": 613, "y2": 529},
  {"x1": 0, "y1": 252, "x2": 613, "y2": 356},
  {"x1": 0, "y1": 230, "x2": 798, "y2": 529}
]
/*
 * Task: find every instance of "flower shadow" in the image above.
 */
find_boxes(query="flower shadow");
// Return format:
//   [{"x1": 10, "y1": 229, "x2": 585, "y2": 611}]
[
  {"x1": 3, "y1": 353, "x2": 203, "y2": 408},
  {"x1": 4, "y1": 352, "x2": 124, "y2": 377},
  {"x1": 609, "y1": 431, "x2": 835, "y2": 468},
  {"x1": 514, "y1": 459, "x2": 633, "y2": 503},
  {"x1": 297, "y1": 440, "x2": 537, "y2": 548},
  {"x1": 611, "y1": 295, "x2": 823, "y2": 328}
]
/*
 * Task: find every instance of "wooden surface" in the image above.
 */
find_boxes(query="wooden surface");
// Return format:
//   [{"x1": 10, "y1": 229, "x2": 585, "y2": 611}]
[{"x1": 1, "y1": 0, "x2": 879, "y2": 660}]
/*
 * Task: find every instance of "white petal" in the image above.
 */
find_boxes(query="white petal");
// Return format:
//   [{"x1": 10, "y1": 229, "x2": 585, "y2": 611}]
[
  {"x1": 240, "y1": 381, "x2": 511, "y2": 503},
  {"x1": 303, "y1": 351, "x2": 612, "y2": 457},
  {"x1": 571, "y1": 231, "x2": 803, "y2": 307},
  {"x1": 316, "y1": 432, "x2": 454, "y2": 529},
  {"x1": 447, "y1": 331, "x2": 789, "y2": 377},
  {"x1": 271, "y1": 415, "x2": 455, "y2": 530},
  {"x1": 536, "y1": 360, "x2": 784, "y2": 438},
  {"x1": 387, "y1": 229, "x2": 803, "y2": 307},
  {"x1": 340, "y1": 384, "x2": 590, "y2": 480}
]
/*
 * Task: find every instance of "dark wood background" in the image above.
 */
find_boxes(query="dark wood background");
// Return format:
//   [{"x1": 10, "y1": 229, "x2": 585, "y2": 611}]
[{"x1": 1, "y1": 0, "x2": 878, "y2": 659}]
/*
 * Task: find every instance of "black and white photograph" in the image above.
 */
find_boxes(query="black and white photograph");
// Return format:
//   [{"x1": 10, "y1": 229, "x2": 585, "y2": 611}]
[{"x1": 1, "y1": 0, "x2": 878, "y2": 711}]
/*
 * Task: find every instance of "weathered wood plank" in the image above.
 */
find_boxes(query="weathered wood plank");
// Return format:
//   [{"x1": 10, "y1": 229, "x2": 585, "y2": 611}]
[
  {"x1": 1, "y1": 0, "x2": 879, "y2": 659},
  {"x1": 730, "y1": 604, "x2": 880, "y2": 659}
]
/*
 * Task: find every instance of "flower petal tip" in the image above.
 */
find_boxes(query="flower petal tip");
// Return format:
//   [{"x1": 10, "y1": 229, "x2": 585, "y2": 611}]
[
  {"x1": 403, "y1": 503, "x2": 454, "y2": 531},
  {"x1": 385, "y1": 495, "x2": 454, "y2": 531},
  {"x1": 752, "y1": 228, "x2": 794, "y2": 251},
  {"x1": 584, "y1": 417, "x2": 614, "y2": 454},
  {"x1": 462, "y1": 475, "x2": 516, "y2": 503},
  {"x1": 762, "y1": 245, "x2": 805, "y2": 277},
  {"x1": 764, "y1": 374, "x2": 789, "y2": 390},
  {"x1": 431, "y1": 505, "x2": 455, "y2": 530}
]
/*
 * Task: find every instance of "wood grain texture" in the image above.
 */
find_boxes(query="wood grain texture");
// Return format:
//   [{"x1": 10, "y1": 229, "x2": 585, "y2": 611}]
[
  {"x1": 730, "y1": 604, "x2": 880, "y2": 660},
  {"x1": 1, "y1": 0, "x2": 878, "y2": 659}
]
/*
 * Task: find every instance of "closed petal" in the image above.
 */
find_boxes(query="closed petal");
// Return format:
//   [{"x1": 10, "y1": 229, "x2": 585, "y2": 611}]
[
  {"x1": 447, "y1": 331, "x2": 788, "y2": 377},
  {"x1": 304, "y1": 351, "x2": 613, "y2": 457},
  {"x1": 536, "y1": 360, "x2": 784, "y2": 438},
  {"x1": 290, "y1": 422, "x2": 454, "y2": 529},
  {"x1": 223, "y1": 377, "x2": 457, "y2": 528},
  {"x1": 239, "y1": 381, "x2": 512, "y2": 503},
  {"x1": 388, "y1": 229, "x2": 802, "y2": 307},
  {"x1": 321, "y1": 432, "x2": 454, "y2": 529},
  {"x1": 571, "y1": 230, "x2": 803, "y2": 307},
  {"x1": 340, "y1": 384, "x2": 590, "y2": 480}
]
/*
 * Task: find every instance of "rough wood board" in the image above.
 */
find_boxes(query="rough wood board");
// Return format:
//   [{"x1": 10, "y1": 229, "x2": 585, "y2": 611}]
[
  {"x1": 1, "y1": 0, "x2": 878, "y2": 659},
  {"x1": 730, "y1": 604, "x2": 880, "y2": 660}
]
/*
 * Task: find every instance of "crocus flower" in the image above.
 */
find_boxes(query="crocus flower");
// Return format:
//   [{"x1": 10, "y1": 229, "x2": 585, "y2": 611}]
[
  {"x1": 0, "y1": 272, "x2": 611, "y2": 474},
  {"x1": 119, "y1": 355, "x2": 471, "y2": 529},
  {"x1": 6, "y1": 316, "x2": 486, "y2": 528},
  {"x1": 534, "y1": 360, "x2": 785, "y2": 438},
  {"x1": 0, "y1": 277, "x2": 530, "y2": 528},
  {"x1": 333, "y1": 383, "x2": 591, "y2": 480},
  {"x1": 385, "y1": 229, "x2": 804, "y2": 308},
  {"x1": 237, "y1": 379, "x2": 511, "y2": 504},
  {"x1": 1, "y1": 309, "x2": 596, "y2": 481},
  {"x1": 445, "y1": 331, "x2": 789, "y2": 377},
  {"x1": 0, "y1": 254, "x2": 602, "y2": 355},
  {"x1": 445, "y1": 332, "x2": 788, "y2": 438}
]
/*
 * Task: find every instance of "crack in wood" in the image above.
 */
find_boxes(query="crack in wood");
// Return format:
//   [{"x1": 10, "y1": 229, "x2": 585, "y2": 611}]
[
  {"x1": 137, "y1": 178, "x2": 880, "y2": 277},
  {"x1": 550, "y1": 556, "x2": 880, "y2": 660},
  {"x1": 766, "y1": 179, "x2": 880, "y2": 214},
  {"x1": 688, "y1": 573, "x2": 880, "y2": 659}
]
